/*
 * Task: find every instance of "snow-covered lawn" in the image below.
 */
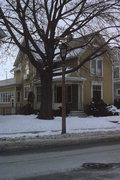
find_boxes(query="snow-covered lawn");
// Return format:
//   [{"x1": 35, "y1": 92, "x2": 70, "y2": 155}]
[{"x1": 0, "y1": 115, "x2": 120, "y2": 138}]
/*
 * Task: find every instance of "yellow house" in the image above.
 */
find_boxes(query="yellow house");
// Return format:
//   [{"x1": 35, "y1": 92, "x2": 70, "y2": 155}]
[{"x1": 0, "y1": 34, "x2": 113, "y2": 115}]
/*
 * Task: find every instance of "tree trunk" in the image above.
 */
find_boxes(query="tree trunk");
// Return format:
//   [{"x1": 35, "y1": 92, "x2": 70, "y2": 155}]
[{"x1": 37, "y1": 71, "x2": 53, "y2": 119}]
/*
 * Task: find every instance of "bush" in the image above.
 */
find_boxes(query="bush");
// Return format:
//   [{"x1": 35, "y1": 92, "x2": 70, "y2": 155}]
[
  {"x1": 21, "y1": 104, "x2": 34, "y2": 115},
  {"x1": 84, "y1": 98, "x2": 119, "y2": 117}
]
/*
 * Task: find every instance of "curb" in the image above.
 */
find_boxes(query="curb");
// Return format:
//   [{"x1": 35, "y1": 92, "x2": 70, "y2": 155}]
[{"x1": 0, "y1": 131, "x2": 120, "y2": 153}]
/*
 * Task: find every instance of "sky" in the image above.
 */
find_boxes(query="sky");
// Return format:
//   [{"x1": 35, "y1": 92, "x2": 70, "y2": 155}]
[{"x1": 0, "y1": 56, "x2": 15, "y2": 80}]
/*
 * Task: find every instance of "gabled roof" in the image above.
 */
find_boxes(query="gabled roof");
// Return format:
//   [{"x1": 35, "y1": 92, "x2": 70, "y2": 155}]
[
  {"x1": 55, "y1": 32, "x2": 110, "y2": 62},
  {"x1": 13, "y1": 31, "x2": 110, "y2": 67},
  {"x1": 14, "y1": 50, "x2": 24, "y2": 66}
]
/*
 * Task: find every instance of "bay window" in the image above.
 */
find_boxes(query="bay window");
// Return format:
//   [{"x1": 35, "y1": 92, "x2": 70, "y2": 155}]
[{"x1": 0, "y1": 91, "x2": 15, "y2": 103}]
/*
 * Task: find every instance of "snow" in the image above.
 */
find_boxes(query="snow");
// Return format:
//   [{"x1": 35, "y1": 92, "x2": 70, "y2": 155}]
[
  {"x1": 66, "y1": 48, "x2": 84, "y2": 59},
  {"x1": 0, "y1": 115, "x2": 120, "y2": 139}
]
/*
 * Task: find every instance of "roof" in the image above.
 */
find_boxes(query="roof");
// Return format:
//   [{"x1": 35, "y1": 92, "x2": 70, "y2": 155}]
[
  {"x1": 53, "y1": 76, "x2": 86, "y2": 84},
  {"x1": 13, "y1": 31, "x2": 108, "y2": 67},
  {"x1": 0, "y1": 78, "x2": 16, "y2": 87}
]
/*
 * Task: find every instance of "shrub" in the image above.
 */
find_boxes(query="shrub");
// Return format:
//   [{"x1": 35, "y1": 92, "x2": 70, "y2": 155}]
[
  {"x1": 21, "y1": 104, "x2": 34, "y2": 115},
  {"x1": 84, "y1": 98, "x2": 118, "y2": 117}
]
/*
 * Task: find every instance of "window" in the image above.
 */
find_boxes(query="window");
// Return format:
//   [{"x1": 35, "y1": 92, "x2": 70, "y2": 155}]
[
  {"x1": 25, "y1": 61, "x2": 29, "y2": 75},
  {"x1": 92, "y1": 84, "x2": 102, "y2": 100},
  {"x1": 116, "y1": 89, "x2": 120, "y2": 96},
  {"x1": 54, "y1": 85, "x2": 72, "y2": 103},
  {"x1": 23, "y1": 61, "x2": 30, "y2": 80},
  {"x1": 24, "y1": 85, "x2": 30, "y2": 100},
  {"x1": 17, "y1": 91, "x2": 20, "y2": 102},
  {"x1": 0, "y1": 91, "x2": 15, "y2": 103},
  {"x1": 36, "y1": 86, "x2": 41, "y2": 102},
  {"x1": 114, "y1": 67, "x2": 120, "y2": 79},
  {"x1": 54, "y1": 86, "x2": 62, "y2": 103},
  {"x1": 91, "y1": 59, "x2": 102, "y2": 76}
]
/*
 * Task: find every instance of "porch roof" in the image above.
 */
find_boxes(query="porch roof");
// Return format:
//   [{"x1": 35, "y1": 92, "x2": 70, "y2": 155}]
[
  {"x1": 0, "y1": 78, "x2": 16, "y2": 87},
  {"x1": 53, "y1": 75, "x2": 86, "y2": 83},
  {"x1": 33, "y1": 75, "x2": 86, "y2": 85},
  {"x1": 0, "y1": 78, "x2": 21, "y2": 87}
]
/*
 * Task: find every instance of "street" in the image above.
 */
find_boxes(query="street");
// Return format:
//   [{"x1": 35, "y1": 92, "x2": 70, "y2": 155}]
[{"x1": 1, "y1": 142, "x2": 120, "y2": 180}]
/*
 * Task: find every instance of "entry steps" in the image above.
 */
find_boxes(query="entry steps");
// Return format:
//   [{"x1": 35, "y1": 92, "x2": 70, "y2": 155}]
[{"x1": 69, "y1": 110, "x2": 87, "y2": 117}]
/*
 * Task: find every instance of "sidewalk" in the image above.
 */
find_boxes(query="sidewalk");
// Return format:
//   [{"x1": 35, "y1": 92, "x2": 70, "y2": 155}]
[{"x1": 1, "y1": 130, "x2": 120, "y2": 153}]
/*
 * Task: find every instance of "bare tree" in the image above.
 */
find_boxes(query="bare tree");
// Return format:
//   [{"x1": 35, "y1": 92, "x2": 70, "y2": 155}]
[{"x1": 0, "y1": 0, "x2": 120, "y2": 119}]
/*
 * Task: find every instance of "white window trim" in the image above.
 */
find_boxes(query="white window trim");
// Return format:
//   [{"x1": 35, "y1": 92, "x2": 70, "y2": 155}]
[
  {"x1": 91, "y1": 81, "x2": 103, "y2": 99},
  {"x1": 0, "y1": 91, "x2": 15, "y2": 104},
  {"x1": 90, "y1": 58, "x2": 103, "y2": 77}
]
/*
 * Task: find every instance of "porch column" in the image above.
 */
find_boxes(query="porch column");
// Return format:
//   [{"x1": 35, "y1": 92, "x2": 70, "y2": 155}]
[{"x1": 78, "y1": 84, "x2": 83, "y2": 110}]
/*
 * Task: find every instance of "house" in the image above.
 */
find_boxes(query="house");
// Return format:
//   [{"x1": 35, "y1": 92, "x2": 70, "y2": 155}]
[
  {"x1": 112, "y1": 47, "x2": 120, "y2": 107},
  {"x1": 0, "y1": 33, "x2": 113, "y2": 115}
]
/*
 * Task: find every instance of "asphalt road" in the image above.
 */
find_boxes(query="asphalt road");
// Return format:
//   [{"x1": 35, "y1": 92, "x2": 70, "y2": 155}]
[{"x1": 1, "y1": 142, "x2": 120, "y2": 180}]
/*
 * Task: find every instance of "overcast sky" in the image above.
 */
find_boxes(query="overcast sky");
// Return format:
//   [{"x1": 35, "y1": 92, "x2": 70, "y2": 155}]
[
  {"x1": 0, "y1": 43, "x2": 17, "y2": 80},
  {"x1": 0, "y1": 0, "x2": 15, "y2": 80}
]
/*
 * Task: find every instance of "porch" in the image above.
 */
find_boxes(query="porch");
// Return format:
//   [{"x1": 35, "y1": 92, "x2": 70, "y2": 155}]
[
  {"x1": 33, "y1": 75, "x2": 86, "y2": 115},
  {"x1": 52, "y1": 76, "x2": 85, "y2": 114}
]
